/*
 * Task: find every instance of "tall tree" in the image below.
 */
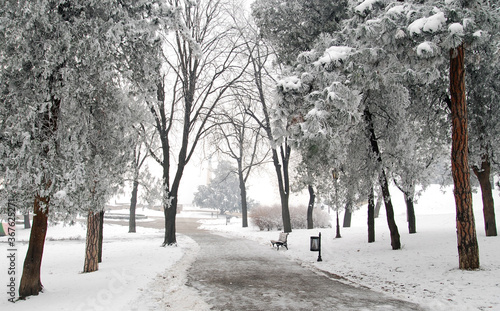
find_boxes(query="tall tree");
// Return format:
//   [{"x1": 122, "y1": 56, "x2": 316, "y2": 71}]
[
  {"x1": 212, "y1": 95, "x2": 269, "y2": 227},
  {"x1": 0, "y1": 0, "x2": 168, "y2": 296},
  {"x1": 238, "y1": 23, "x2": 293, "y2": 233},
  {"x1": 405, "y1": 0, "x2": 485, "y2": 269},
  {"x1": 147, "y1": 0, "x2": 247, "y2": 245}
]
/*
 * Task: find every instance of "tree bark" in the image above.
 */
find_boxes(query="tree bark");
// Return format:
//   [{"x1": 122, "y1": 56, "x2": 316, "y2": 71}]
[
  {"x1": 98, "y1": 210, "x2": 104, "y2": 263},
  {"x1": 449, "y1": 44, "x2": 480, "y2": 270},
  {"x1": 19, "y1": 73, "x2": 61, "y2": 297},
  {"x1": 374, "y1": 190, "x2": 382, "y2": 218},
  {"x1": 129, "y1": 179, "x2": 139, "y2": 233},
  {"x1": 83, "y1": 211, "x2": 100, "y2": 273},
  {"x1": 163, "y1": 195, "x2": 178, "y2": 246},
  {"x1": 364, "y1": 104, "x2": 401, "y2": 250},
  {"x1": 24, "y1": 213, "x2": 31, "y2": 229},
  {"x1": 472, "y1": 155, "x2": 497, "y2": 236},
  {"x1": 343, "y1": 201, "x2": 352, "y2": 228},
  {"x1": 238, "y1": 161, "x2": 249, "y2": 228},
  {"x1": 368, "y1": 187, "x2": 375, "y2": 243},
  {"x1": 19, "y1": 196, "x2": 49, "y2": 298},
  {"x1": 404, "y1": 192, "x2": 416, "y2": 234},
  {"x1": 307, "y1": 185, "x2": 315, "y2": 229},
  {"x1": 270, "y1": 144, "x2": 292, "y2": 233}
]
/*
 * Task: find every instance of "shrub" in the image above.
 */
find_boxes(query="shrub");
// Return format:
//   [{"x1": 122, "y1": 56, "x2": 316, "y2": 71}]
[{"x1": 250, "y1": 204, "x2": 331, "y2": 230}]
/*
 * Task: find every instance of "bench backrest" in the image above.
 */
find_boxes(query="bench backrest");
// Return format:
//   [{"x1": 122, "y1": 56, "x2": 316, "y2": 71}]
[{"x1": 279, "y1": 232, "x2": 288, "y2": 242}]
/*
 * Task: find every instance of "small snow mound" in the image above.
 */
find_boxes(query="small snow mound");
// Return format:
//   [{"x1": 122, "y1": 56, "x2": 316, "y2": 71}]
[
  {"x1": 355, "y1": 0, "x2": 380, "y2": 15},
  {"x1": 314, "y1": 46, "x2": 353, "y2": 68},
  {"x1": 416, "y1": 41, "x2": 438, "y2": 58},
  {"x1": 448, "y1": 23, "x2": 464, "y2": 36},
  {"x1": 277, "y1": 76, "x2": 302, "y2": 92},
  {"x1": 408, "y1": 11, "x2": 447, "y2": 36}
]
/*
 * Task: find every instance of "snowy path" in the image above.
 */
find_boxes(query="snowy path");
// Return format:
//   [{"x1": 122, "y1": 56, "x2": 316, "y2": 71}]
[{"x1": 185, "y1": 230, "x2": 424, "y2": 311}]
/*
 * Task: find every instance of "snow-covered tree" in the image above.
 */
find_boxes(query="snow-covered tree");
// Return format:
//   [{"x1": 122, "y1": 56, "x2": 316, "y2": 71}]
[
  {"x1": 228, "y1": 6, "x2": 294, "y2": 233},
  {"x1": 400, "y1": 0, "x2": 499, "y2": 269},
  {"x1": 252, "y1": 0, "x2": 348, "y2": 64},
  {"x1": 0, "y1": 0, "x2": 171, "y2": 296},
  {"x1": 193, "y1": 161, "x2": 254, "y2": 215}
]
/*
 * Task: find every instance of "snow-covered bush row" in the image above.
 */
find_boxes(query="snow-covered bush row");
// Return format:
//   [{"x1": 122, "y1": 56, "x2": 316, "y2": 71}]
[{"x1": 250, "y1": 204, "x2": 331, "y2": 231}]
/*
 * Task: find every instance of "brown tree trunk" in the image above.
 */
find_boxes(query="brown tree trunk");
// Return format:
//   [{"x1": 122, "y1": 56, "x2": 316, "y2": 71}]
[
  {"x1": 368, "y1": 187, "x2": 375, "y2": 243},
  {"x1": 364, "y1": 105, "x2": 401, "y2": 250},
  {"x1": 307, "y1": 185, "x2": 315, "y2": 229},
  {"x1": 19, "y1": 196, "x2": 49, "y2": 298},
  {"x1": 472, "y1": 155, "x2": 497, "y2": 236},
  {"x1": 129, "y1": 179, "x2": 139, "y2": 233},
  {"x1": 83, "y1": 211, "x2": 100, "y2": 273},
  {"x1": 449, "y1": 44, "x2": 480, "y2": 270}
]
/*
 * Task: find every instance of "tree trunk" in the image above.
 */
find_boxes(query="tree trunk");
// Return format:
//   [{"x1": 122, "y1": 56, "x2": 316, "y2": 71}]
[
  {"x1": 98, "y1": 210, "x2": 104, "y2": 263},
  {"x1": 163, "y1": 200, "x2": 177, "y2": 246},
  {"x1": 364, "y1": 104, "x2": 401, "y2": 250},
  {"x1": 238, "y1": 163, "x2": 249, "y2": 228},
  {"x1": 19, "y1": 195, "x2": 49, "y2": 298},
  {"x1": 404, "y1": 192, "x2": 416, "y2": 234},
  {"x1": 449, "y1": 45, "x2": 480, "y2": 270},
  {"x1": 368, "y1": 187, "x2": 375, "y2": 243},
  {"x1": 374, "y1": 190, "x2": 382, "y2": 218},
  {"x1": 24, "y1": 213, "x2": 31, "y2": 229},
  {"x1": 335, "y1": 210, "x2": 342, "y2": 238},
  {"x1": 83, "y1": 211, "x2": 100, "y2": 273},
  {"x1": 343, "y1": 201, "x2": 352, "y2": 228},
  {"x1": 129, "y1": 179, "x2": 139, "y2": 233},
  {"x1": 162, "y1": 176, "x2": 178, "y2": 246},
  {"x1": 271, "y1": 145, "x2": 292, "y2": 233},
  {"x1": 472, "y1": 155, "x2": 497, "y2": 236},
  {"x1": 307, "y1": 185, "x2": 315, "y2": 229}
]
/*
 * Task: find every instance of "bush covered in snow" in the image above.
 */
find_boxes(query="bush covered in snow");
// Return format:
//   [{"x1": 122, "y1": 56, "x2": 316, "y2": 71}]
[{"x1": 250, "y1": 204, "x2": 331, "y2": 231}]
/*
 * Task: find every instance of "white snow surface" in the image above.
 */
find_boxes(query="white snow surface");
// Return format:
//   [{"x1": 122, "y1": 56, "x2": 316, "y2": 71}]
[
  {"x1": 2, "y1": 184, "x2": 499, "y2": 311},
  {"x1": 0, "y1": 222, "x2": 209, "y2": 311}
]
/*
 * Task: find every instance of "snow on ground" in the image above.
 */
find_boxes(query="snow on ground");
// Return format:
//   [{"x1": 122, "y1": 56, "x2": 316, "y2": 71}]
[
  {"x1": 199, "y1": 184, "x2": 500, "y2": 311},
  {"x1": 0, "y1": 221, "x2": 196, "y2": 311}
]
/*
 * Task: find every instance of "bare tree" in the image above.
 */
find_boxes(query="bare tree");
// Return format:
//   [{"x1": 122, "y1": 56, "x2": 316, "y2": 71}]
[
  {"x1": 212, "y1": 95, "x2": 270, "y2": 227},
  {"x1": 228, "y1": 6, "x2": 294, "y2": 232},
  {"x1": 148, "y1": 0, "x2": 248, "y2": 245}
]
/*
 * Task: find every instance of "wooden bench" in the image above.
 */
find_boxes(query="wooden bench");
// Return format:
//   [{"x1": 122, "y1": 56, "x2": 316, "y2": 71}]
[{"x1": 270, "y1": 232, "x2": 289, "y2": 250}]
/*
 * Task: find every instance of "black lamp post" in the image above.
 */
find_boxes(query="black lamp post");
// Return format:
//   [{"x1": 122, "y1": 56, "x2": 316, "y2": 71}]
[{"x1": 310, "y1": 232, "x2": 322, "y2": 262}]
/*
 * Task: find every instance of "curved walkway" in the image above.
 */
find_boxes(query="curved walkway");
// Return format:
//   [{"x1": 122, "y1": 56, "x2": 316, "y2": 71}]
[
  {"x1": 184, "y1": 229, "x2": 423, "y2": 310},
  {"x1": 119, "y1": 215, "x2": 423, "y2": 310}
]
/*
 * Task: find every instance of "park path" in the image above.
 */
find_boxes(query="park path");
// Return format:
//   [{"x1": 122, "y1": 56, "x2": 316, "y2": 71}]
[
  {"x1": 180, "y1": 220, "x2": 423, "y2": 311},
  {"x1": 116, "y1": 214, "x2": 424, "y2": 311}
]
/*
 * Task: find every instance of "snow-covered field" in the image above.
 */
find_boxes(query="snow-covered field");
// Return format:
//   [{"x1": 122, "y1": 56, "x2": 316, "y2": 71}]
[
  {"x1": 0, "y1": 221, "x2": 193, "y2": 310},
  {"x1": 199, "y1": 184, "x2": 500, "y2": 311},
  {"x1": 1, "y1": 184, "x2": 499, "y2": 311}
]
